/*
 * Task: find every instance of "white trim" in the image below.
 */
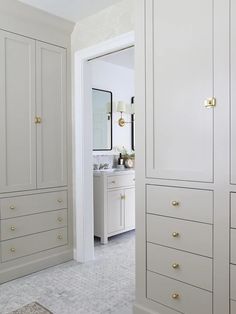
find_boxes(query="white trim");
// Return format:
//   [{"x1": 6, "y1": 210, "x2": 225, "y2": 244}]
[{"x1": 73, "y1": 31, "x2": 135, "y2": 262}]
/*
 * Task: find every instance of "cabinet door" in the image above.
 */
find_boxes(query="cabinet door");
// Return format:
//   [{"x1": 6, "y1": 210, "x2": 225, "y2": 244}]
[
  {"x1": 107, "y1": 190, "x2": 124, "y2": 234},
  {"x1": 146, "y1": 0, "x2": 214, "y2": 182},
  {"x1": 36, "y1": 42, "x2": 67, "y2": 188},
  {"x1": 125, "y1": 188, "x2": 135, "y2": 229},
  {"x1": 231, "y1": 0, "x2": 236, "y2": 184},
  {"x1": 0, "y1": 30, "x2": 36, "y2": 192}
]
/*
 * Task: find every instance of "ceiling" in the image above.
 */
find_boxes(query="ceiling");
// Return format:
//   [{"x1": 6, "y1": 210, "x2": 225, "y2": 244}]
[
  {"x1": 18, "y1": 0, "x2": 123, "y2": 22},
  {"x1": 99, "y1": 47, "x2": 135, "y2": 70}
]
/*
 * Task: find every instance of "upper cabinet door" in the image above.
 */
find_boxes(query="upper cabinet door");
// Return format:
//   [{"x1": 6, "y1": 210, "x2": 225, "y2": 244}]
[
  {"x1": 36, "y1": 42, "x2": 67, "y2": 188},
  {"x1": 146, "y1": 0, "x2": 214, "y2": 182},
  {"x1": 231, "y1": 1, "x2": 236, "y2": 184},
  {"x1": 0, "y1": 30, "x2": 36, "y2": 192}
]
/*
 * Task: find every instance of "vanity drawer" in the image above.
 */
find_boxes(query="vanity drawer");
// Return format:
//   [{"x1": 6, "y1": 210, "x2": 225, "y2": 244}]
[
  {"x1": 107, "y1": 174, "x2": 135, "y2": 189},
  {"x1": 147, "y1": 185, "x2": 213, "y2": 224},
  {"x1": 1, "y1": 227, "x2": 67, "y2": 262},
  {"x1": 231, "y1": 193, "x2": 236, "y2": 228},
  {"x1": 147, "y1": 214, "x2": 212, "y2": 257},
  {"x1": 231, "y1": 229, "x2": 236, "y2": 264},
  {"x1": 147, "y1": 243, "x2": 212, "y2": 291},
  {"x1": 0, "y1": 191, "x2": 67, "y2": 219},
  {"x1": 231, "y1": 264, "x2": 236, "y2": 301},
  {"x1": 231, "y1": 300, "x2": 236, "y2": 313},
  {"x1": 147, "y1": 271, "x2": 212, "y2": 314},
  {"x1": 1, "y1": 209, "x2": 67, "y2": 240}
]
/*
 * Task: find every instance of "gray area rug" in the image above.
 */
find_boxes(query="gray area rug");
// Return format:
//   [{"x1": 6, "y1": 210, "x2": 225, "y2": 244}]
[{"x1": 8, "y1": 302, "x2": 53, "y2": 314}]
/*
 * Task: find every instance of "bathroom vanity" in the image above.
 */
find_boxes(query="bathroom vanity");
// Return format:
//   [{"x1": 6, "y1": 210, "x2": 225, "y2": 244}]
[{"x1": 93, "y1": 169, "x2": 135, "y2": 244}]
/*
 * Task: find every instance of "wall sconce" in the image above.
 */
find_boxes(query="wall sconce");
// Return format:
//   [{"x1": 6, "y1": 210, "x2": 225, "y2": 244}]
[{"x1": 116, "y1": 100, "x2": 135, "y2": 127}]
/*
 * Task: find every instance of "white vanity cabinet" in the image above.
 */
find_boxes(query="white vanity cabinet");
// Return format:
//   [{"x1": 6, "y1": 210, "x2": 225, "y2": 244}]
[{"x1": 94, "y1": 170, "x2": 135, "y2": 244}]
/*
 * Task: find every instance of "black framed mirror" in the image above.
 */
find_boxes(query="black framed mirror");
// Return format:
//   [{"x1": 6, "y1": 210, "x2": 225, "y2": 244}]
[
  {"x1": 92, "y1": 88, "x2": 113, "y2": 151},
  {"x1": 131, "y1": 96, "x2": 135, "y2": 151}
]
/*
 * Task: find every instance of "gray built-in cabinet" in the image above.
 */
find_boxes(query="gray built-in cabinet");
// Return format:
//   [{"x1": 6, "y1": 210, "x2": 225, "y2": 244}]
[{"x1": 0, "y1": 28, "x2": 72, "y2": 283}]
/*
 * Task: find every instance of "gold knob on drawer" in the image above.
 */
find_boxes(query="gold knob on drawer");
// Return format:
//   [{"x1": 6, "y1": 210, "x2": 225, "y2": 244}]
[
  {"x1": 57, "y1": 199, "x2": 63, "y2": 203},
  {"x1": 171, "y1": 201, "x2": 179, "y2": 206},
  {"x1": 57, "y1": 217, "x2": 63, "y2": 223},
  {"x1": 172, "y1": 232, "x2": 179, "y2": 238},
  {"x1": 10, "y1": 247, "x2": 16, "y2": 253},
  {"x1": 10, "y1": 226, "x2": 16, "y2": 231},
  {"x1": 57, "y1": 234, "x2": 63, "y2": 240},
  {"x1": 172, "y1": 263, "x2": 180, "y2": 269},
  {"x1": 171, "y1": 293, "x2": 180, "y2": 300},
  {"x1": 9, "y1": 205, "x2": 15, "y2": 210},
  {"x1": 34, "y1": 116, "x2": 42, "y2": 124}
]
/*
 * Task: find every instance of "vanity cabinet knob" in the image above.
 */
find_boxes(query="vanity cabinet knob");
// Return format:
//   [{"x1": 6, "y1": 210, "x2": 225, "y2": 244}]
[
  {"x1": 57, "y1": 199, "x2": 63, "y2": 203},
  {"x1": 9, "y1": 205, "x2": 15, "y2": 210},
  {"x1": 172, "y1": 201, "x2": 180, "y2": 206},
  {"x1": 57, "y1": 234, "x2": 63, "y2": 240},
  {"x1": 10, "y1": 247, "x2": 16, "y2": 253},
  {"x1": 172, "y1": 232, "x2": 179, "y2": 238},
  {"x1": 10, "y1": 226, "x2": 16, "y2": 231},
  {"x1": 57, "y1": 217, "x2": 63, "y2": 223},
  {"x1": 171, "y1": 293, "x2": 180, "y2": 300},
  {"x1": 172, "y1": 263, "x2": 180, "y2": 269}
]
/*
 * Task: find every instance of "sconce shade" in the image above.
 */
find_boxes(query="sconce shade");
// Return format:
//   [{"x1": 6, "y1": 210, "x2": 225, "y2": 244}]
[{"x1": 117, "y1": 101, "x2": 126, "y2": 113}]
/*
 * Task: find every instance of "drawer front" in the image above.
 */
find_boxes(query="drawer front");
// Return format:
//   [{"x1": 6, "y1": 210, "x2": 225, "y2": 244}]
[
  {"x1": 107, "y1": 174, "x2": 135, "y2": 189},
  {"x1": 147, "y1": 214, "x2": 212, "y2": 257},
  {"x1": 231, "y1": 193, "x2": 236, "y2": 228},
  {"x1": 1, "y1": 227, "x2": 67, "y2": 262},
  {"x1": 147, "y1": 243, "x2": 212, "y2": 291},
  {"x1": 231, "y1": 229, "x2": 236, "y2": 264},
  {"x1": 1, "y1": 209, "x2": 67, "y2": 240},
  {"x1": 0, "y1": 191, "x2": 67, "y2": 219},
  {"x1": 231, "y1": 300, "x2": 236, "y2": 313},
  {"x1": 147, "y1": 185, "x2": 213, "y2": 224},
  {"x1": 147, "y1": 271, "x2": 212, "y2": 314},
  {"x1": 231, "y1": 264, "x2": 236, "y2": 301}
]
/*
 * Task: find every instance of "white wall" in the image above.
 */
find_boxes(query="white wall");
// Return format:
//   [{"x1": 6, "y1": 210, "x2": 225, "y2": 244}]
[
  {"x1": 71, "y1": 0, "x2": 134, "y2": 51},
  {"x1": 91, "y1": 60, "x2": 134, "y2": 155}
]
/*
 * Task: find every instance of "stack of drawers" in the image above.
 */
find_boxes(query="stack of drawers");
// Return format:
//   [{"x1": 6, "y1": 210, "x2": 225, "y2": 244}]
[
  {"x1": 0, "y1": 191, "x2": 68, "y2": 263},
  {"x1": 146, "y1": 185, "x2": 213, "y2": 314},
  {"x1": 230, "y1": 193, "x2": 236, "y2": 312}
]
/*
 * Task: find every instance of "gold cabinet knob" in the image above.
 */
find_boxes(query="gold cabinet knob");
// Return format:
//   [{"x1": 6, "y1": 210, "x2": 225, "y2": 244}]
[
  {"x1": 57, "y1": 217, "x2": 63, "y2": 223},
  {"x1": 121, "y1": 194, "x2": 125, "y2": 200},
  {"x1": 172, "y1": 232, "x2": 179, "y2": 238},
  {"x1": 10, "y1": 247, "x2": 16, "y2": 253},
  {"x1": 171, "y1": 201, "x2": 180, "y2": 206},
  {"x1": 172, "y1": 263, "x2": 180, "y2": 269},
  {"x1": 34, "y1": 116, "x2": 42, "y2": 124},
  {"x1": 10, "y1": 226, "x2": 16, "y2": 231},
  {"x1": 171, "y1": 293, "x2": 180, "y2": 300},
  {"x1": 57, "y1": 199, "x2": 63, "y2": 203},
  {"x1": 204, "y1": 97, "x2": 216, "y2": 108},
  {"x1": 57, "y1": 234, "x2": 63, "y2": 240},
  {"x1": 9, "y1": 205, "x2": 15, "y2": 210}
]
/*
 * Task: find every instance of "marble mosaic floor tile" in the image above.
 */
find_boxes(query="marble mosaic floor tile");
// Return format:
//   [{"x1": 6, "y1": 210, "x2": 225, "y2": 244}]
[
  {"x1": 0, "y1": 231, "x2": 135, "y2": 314},
  {"x1": 8, "y1": 302, "x2": 52, "y2": 314}
]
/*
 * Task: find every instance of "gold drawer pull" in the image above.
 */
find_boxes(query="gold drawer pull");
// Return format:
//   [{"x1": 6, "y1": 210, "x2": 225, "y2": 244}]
[
  {"x1": 10, "y1": 247, "x2": 16, "y2": 253},
  {"x1": 57, "y1": 199, "x2": 63, "y2": 203},
  {"x1": 35, "y1": 116, "x2": 42, "y2": 124},
  {"x1": 172, "y1": 201, "x2": 179, "y2": 206},
  {"x1": 172, "y1": 263, "x2": 180, "y2": 269},
  {"x1": 172, "y1": 232, "x2": 179, "y2": 238},
  {"x1": 204, "y1": 97, "x2": 216, "y2": 108},
  {"x1": 57, "y1": 217, "x2": 63, "y2": 223},
  {"x1": 57, "y1": 234, "x2": 63, "y2": 240},
  {"x1": 10, "y1": 226, "x2": 16, "y2": 231},
  {"x1": 171, "y1": 293, "x2": 180, "y2": 300},
  {"x1": 9, "y1": 205, "x2": 15, "y2": 210}
]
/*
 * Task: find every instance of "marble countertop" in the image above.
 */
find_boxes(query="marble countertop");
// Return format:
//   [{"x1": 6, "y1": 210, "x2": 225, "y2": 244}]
[{"x1": 93, "y1": 168, "x2": 135, "y2": 177}]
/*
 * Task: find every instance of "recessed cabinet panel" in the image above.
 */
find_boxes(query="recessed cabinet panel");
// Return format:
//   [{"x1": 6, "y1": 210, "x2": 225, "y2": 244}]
[
  {"x1": 231, "y1": 0, "x2": 236, "y2": 184},
  {"x1": 36, "y1": 42, "x2": 67, "y2": 188},
  {"x1": 146, "y1": 0, "x2": 214, "y2": 182},
  {"x1": 107, "y1": 190, "x2": 124, "y2": 234},
  {"x1": 0, "y1": 30, "x2": 36, "y2": 192},
  {"x1": 125, "y1": 188, "x2": 135, "y2": 229}
]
